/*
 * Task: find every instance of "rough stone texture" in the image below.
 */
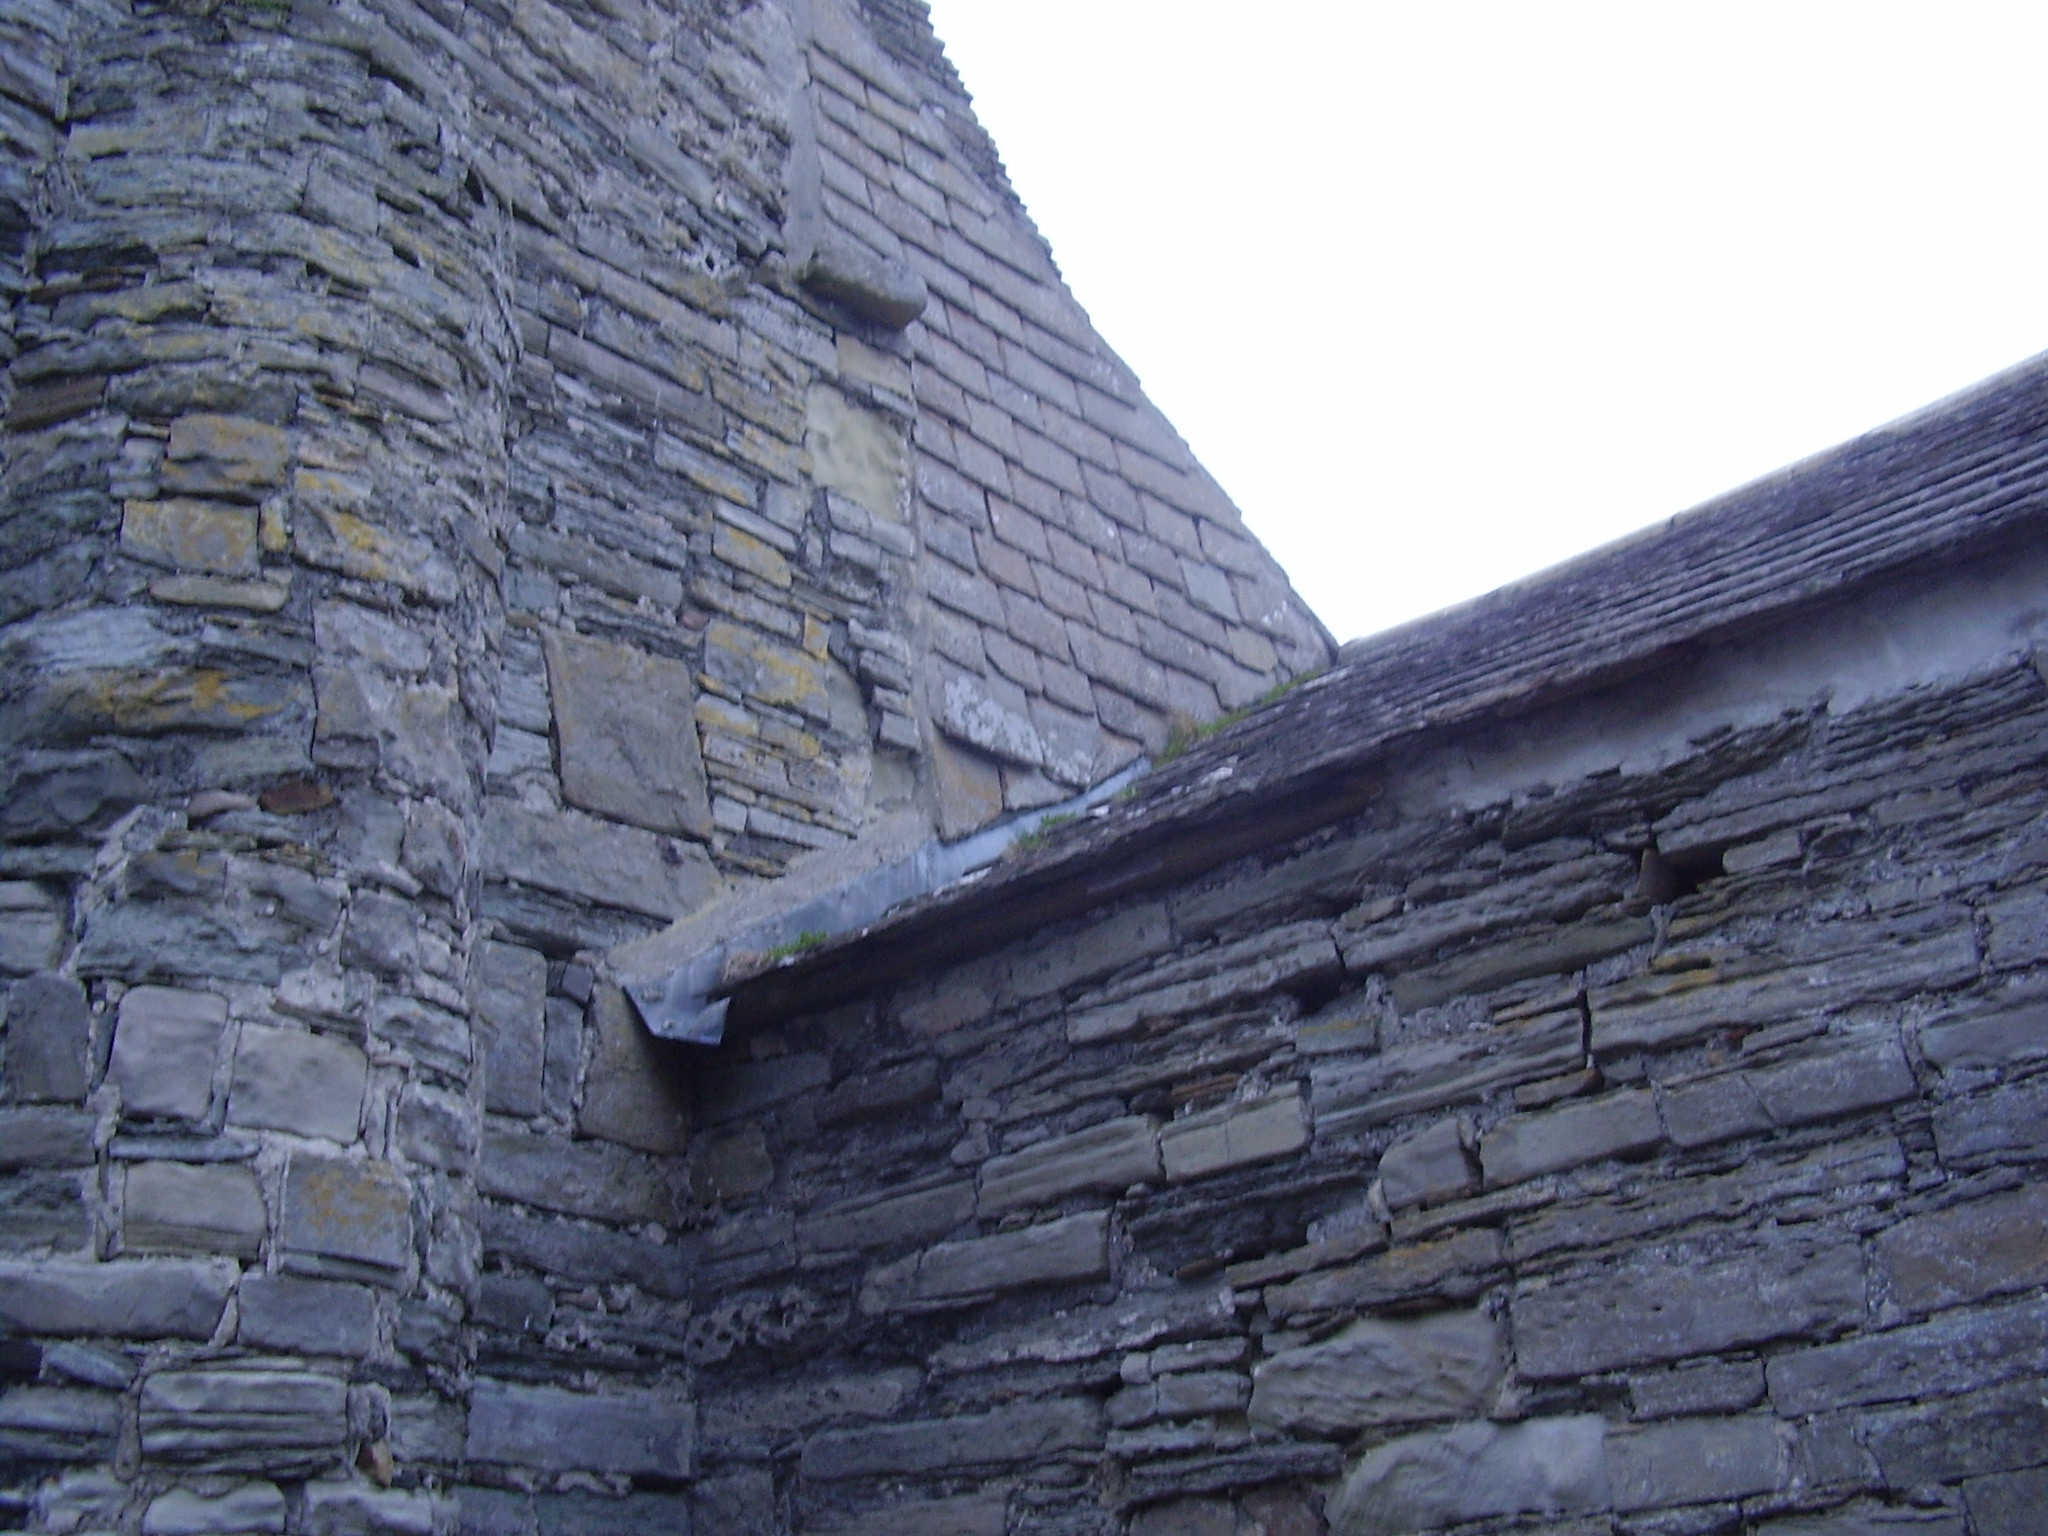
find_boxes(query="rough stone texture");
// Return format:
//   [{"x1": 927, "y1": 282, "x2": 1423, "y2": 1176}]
[
  {"x1": 978, "y1": 1115, "x2": 1162, "y2": 1215},
  {"x1": 577, "y1": 984, "x2": 691, "y2": 1154},
  {"x1": 1377, "y1": 1117, "x2": 1476, "y2": 1211},
  {"x1": 800, "y1": 1398, "x2": 1102, "y2": 1479},
  {"x1": 1160, "y1": 1088, "x2": 1309, "y2": 1182},
  {"x1": 227, "y1": 1025, "x2": 368, "y2": 1144},
  {"x1": 859, "y1": 1210, "x2": 1110, "y2": 1313},
  {"x1": 279, "y1": 1155, "x2": 412, "y2": 1285},
  {"x1": 1478, "y1": 1088, "x2": 1662, "y2": 1186},
  {"x1": 123, "y1": 1160, "x2": 266, "y2": 1258},
  {"x1": 1874, "y1": 1184, "x2": 2048, "y2": 1315},
  {"x1": 3, "y1": 973, "x2": 94, "y2": 1102},
  {"x1": 474, "y1": 941, "x2": 547, "y2": 1119},
  {"x1": 108, "y1": 986, "x2": 228, "y2": 1121},
  {"x1": 1249, "y1": 1309, "x2": 1504, "y2": 1435},
  {"x1": 1327, "y1": 1416, "x2": 1610, "y2": 1536},
  {"x1": 0, "y1": 1257, "x2": 235, "y2": 1339},
  {"x1": 544, "y1": 629, "x2": 713, "y2": 838},
  {"x1": 236, "y1": 1274, "x2": 379, "y2": 1359},
  {"x1": 465, "y1": 1381, "x2": 694, "y2": 1478}
]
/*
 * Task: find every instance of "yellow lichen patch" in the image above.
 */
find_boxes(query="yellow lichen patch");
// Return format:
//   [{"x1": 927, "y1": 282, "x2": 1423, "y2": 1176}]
[{"x1": 121, "y1": 498, "x2": 260, "y2": 576}]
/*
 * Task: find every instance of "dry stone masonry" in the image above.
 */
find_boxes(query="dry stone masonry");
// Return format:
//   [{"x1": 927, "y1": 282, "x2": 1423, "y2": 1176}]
[{"x1": 0, "y1": 0, "x2": 2044, "y2": 1532}]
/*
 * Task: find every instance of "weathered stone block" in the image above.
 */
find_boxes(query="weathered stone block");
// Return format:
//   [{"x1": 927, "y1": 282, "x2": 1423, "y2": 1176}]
[
  {"x1": 0, "y1": 1168, "x2": 92, "y2": 1252},
  {"x1": 1513, "y1": 1235, "x2": 1866, "y2": 1379},
  {"x1": 579, "y1": 984, "x2": 691, "y2": 1154},
  {"x1": 1327, "y1": 1415, "x2": 1610, "y2": 1536},
  {"x1": 799, "y1": 1397, "x2": 1101, "y2": 1480},
  {"x1": 979, "y1": 1115, "x2": 1161, "y2": 1215},
  {"x1": 697, "y1": 1051, "x2": 832, "y2": 1124},
  {"x1": 703, "y1": 618, "x2": 831, "y2": 722},
  {"x1": 858, "y1": 1210, "x2": 1110, "y2": 1313},
  {"x1": 1760, "y1": 1502, "x2": 1967, "y2": 1536},
  {"x1": 1918, "y1": 997, "x2": 2048, "y2": 1072},
  {"x1": 0, "y1": 1256, "x2": 235, "y2": 1338},
  {"x1": 121, "y1": 498, "x2": 260, "y2": 575},
  {"x1": 1875, "y1": 1184, "x2": 2048, "y2": 1314},
  {"x1": 1109, "y1": 1369, "x2": 1249, "y2": 1428},
  {"x1": 396, "y1": 1084, "x2": 478, "y2": 1171},
  {"x1": 481, "y1": 1206, "x2": 693, "y2": 1299},
  {"x1": 544, "y1": 630, "x2": 712, "y2": 838},
  {"x1": 143, "y1": 1482, "x2": 288, "y2": 1535},
  {"x1": 280, "y1": 1154, "x2": 411, "y2": 1284},
  {"x1": 477, "y1": 1128, "x2": 684, "y2": 1226},
  {"x1": 465, "y1": 1380, "x2": 694, "y2": 1478},
  {"x1": 1161, "y1": 1088, "x2": 1308, "y2": 1182},
  {"x1": 1933, "y1": 1075, "x2": 2048, "y2": 1165},
  {"x1": 1608, "y1": 1414, "x2": 1789, "y2": 1512},
  {"x1": 1479, "y1": 1088, "x2": 1662, "y2": 1186},
  {"x1": 237, "y1": 1274, "x2": 378, "y2": 1357},
  {"x1": 302, "y1": 1483, "x2": 445, "y2": 1535},
  {"x1": 801, "y1": 237, "x2": 928, "y2": 330},
  {"x1": 473, "y1": 941, "x2": 546, "y2": 1118},
  {"x1": 1249, "y1": 1308, "x2": 1504, "y2": 1435},
  {"x1": 1378, "y1": 1116, "x2": 1477, "y2": 1210},
  {"x1": 1857, "y1": 1378, "x2": 2048, "y2": 1485},
  {"x1": 1265, "y1": 1227, "x2": 1504, "y2": 1320},
  {"x1": 162, "y1": 413, "x2": 290, "y2": 497},
  {"x1": 1767, "y1": 1295, "x2": 2048, "y2": 1415},
  {"x1": 3, "y1": 973, "x2": 94, "y2": 1102},
  {"x1": 1628, "y1": 1358, "x2": 1765, "y2": 1419},
  {"x1": 0, "y1": 753, "x2": 146, "y2": 841},
  {"x1": 806, "y1": 383, "x2": 908, "y2": 520},
  {"x1": 1659, "y1": 1034, "x2": 1917, "y2": 1149},
  {"x1": 0, "y1": 1385, "x2": 121, "y2": 1461},
  {"x1": 816, "y1": 1057, "x2": 938, "y2": 1125},
  {"x1": 1966, "y1": 1466, "x2": 2048, "y2": 1536},
  {"x1": 689, "y1": 1124, "x2": 773, "y2": 1204},
  {"x1": 1009, "y1": 901, "x2": 1174, "y2": 1003},
  {"x1": 1312, "y1": 1009, "x2": 1584, "y2": 1135},
  {"x1": 484, "y1": 801, "x2": 716, "y2": 921},
  {"x1": 109, "y1": 986, "x2": 228, "y2": 1121},
  {"x1": 0, "y1": 1105, "x2": 96, "y2": 1168},
  {"x1": 928, "y1": 734, "x2": 1005, "y2": 839},
  {"x1": 124, "y1": 1160, "x2": 265, "y2": 1258},
  {"x1": 227, "y1": 1024, "x2": 366, "y2": 1143},
  {"x1": 798, "y1": 1179, "x2": 974, "y2": 1260},
  {"x1": 139, "y1": 1367, "x2": 347, "y2": 1465}
]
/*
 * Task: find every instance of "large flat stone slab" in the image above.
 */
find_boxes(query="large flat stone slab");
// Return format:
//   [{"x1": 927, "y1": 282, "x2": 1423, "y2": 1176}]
[
  {"x1": 859, "y1": 1211, "x2": 1110, "y2": 1314},
  {"x1": 1250, "y1": 1308, "x2": 1504, "y2": 1435},
  {"x1": 109, "y1": 986, "x2": 228, "y2": 1121},
  {"x1": 544, "y1": 629, "x2": 712, "y2": 838},
  {"x1": 0, "y1": 1257, "x2": 236, "y2": 1339},
  {"x1": 124, "y1": 1161, "x2": 265, "y2": 1258},
  {"x1": 227, "y1": 1025, "x2": 367, "y2": 1144},
  {"x1": 483, "y1": 801, "x2": 716, "y2": 921}
]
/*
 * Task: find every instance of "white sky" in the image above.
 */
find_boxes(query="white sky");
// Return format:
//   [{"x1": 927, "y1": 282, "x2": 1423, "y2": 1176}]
[{"x1": 919, "y1": 2, "x2": 2048, "y2": 642}]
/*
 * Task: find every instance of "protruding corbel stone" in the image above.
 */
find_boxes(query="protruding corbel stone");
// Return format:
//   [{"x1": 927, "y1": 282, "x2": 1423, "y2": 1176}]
[{"x1": 799, "y1": 235, "x2": 928, "y2": 330}]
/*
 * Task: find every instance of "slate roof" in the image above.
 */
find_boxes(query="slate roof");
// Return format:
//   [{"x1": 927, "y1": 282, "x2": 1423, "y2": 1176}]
[{"x1": 723, "y1": 349, "x2": 2048, "y2": 1026}]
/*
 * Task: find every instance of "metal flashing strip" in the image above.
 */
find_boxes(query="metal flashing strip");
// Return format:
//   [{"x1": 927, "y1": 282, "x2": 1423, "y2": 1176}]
[{"x1": 623, "y1": 758, "x2": 1149, "y2": 1045}]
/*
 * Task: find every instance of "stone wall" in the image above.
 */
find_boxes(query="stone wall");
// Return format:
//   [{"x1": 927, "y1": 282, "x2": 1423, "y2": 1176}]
[
  {"x1": 0, "y1": 0, "x2": 1326, "y2": 1531},
  {"x1": 675, "y1": 533, "x2": 2048, "y2": 1535}
]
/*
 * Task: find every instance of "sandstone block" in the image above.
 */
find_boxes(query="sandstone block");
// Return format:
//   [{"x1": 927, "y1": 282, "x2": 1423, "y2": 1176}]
[
  {"x1": 0, "y1": 1105, "x2": 96, "y2": 1168},
  {"x1": 483, "y1": 801, "x2": 716, "y2": 921},
  {"x1": 473, "y1": 941, "x2": 546, "y2": 1118},
  {"x1": 1378, "y1": 1117, "x2": 1476, "y2": 1210},
  {"x1": 280, "y1": 1154, "x2": 411, "y2": 1284},
  {"x1": 1874, "y1": 1183, "x2": 2048, "y2": 1314},
  {"x1": 1327, "y1": 1415, "x2": 1610, "y2": 1536},
  {"x1": 1513, "y1": 1235, "x2": 1865, "y2": 1379},
  {"x1": 1109, "y1": 1369, "x2": 1249, "y2": 1428},
  {"x1": 544, "y1": 630, "x2": 712, "y2": 838},
  {"x1": 143, "y1": 1482, "x2": 288, "y2": 1535},
  {"x1": 163, "y1": 413, "x2": 290, "y2": 497},
  {"x1": 124, "y1": 1160, "x2": 265, "y2": 1258},
  {"x1": 465, "y1": 1380, "x2": 694, "y2": 1478},
  {"x1": 1608, "y1": 1414, "x2": 1789, "y2": 1512},
  {"x1": 227, "y1": 1024, "x2": 366, "y2": 1143},
  {"x1": 858, "y1": 1210, "x2": 1109, "y2": 1313},
  {"x1": 396, "y1": 1084, "x2": 479, "y2": 1171},
  {"x1": 799, "y1": 1397, "x2": 1100, "y2": 1480},
  {"x1": 579, "y1": 984, "x2": 691, "y2": 1154},
  {"x1": 0, "y1": 1256, "x2": 235, "y2": 1338},
  {"x1": 139, "y1": 1367, "x2": 347, "y2": 1465},
  {"x1": 1161, "y1": 1088, "x2": 1308, "y2": 1182},
  {"x1": 3, "y1": 973, "x2": 94, "y2": 1102},
  {"x1": 939, "y1": 665, "x2": 1044, "y2": 767},
  {"x1": 477, "y1": 1129, "x2": 684, "y2": 1227},
  {"x1": 109, "y1": 986, "x2": 228, "y2": 1121},
  {"x1": 1479, "y1": 1088, "x2": 1662, "y2": 1186},
  {"x1": 121, "y1": 498, "x2": 260, "y2": 576},
  {"x1": 979, "y1": 1115, "x2": 1161, "y2": 1215},
  {"x1": 237, "y1": 1274, "x2": 378, "y2": 1357},
  {"x1": 1249, "y1": 1308, "x2": 1503, "y2": 1435}
]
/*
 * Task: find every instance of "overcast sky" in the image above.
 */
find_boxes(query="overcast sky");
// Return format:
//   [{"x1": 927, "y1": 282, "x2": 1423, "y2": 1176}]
[{"x1": 919, "y1": 2, "x2": 2048, "y2": 643}]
